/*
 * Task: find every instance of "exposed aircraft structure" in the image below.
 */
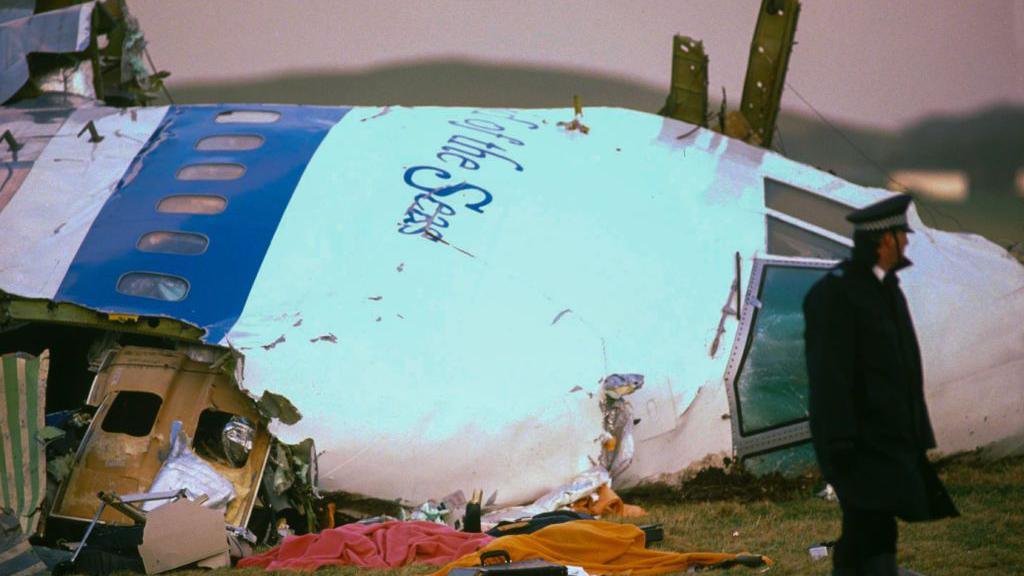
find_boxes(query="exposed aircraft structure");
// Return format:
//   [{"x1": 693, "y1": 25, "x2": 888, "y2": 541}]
[{"x1": 2, "y1": 0, "x2": 1023, "y2": 547}]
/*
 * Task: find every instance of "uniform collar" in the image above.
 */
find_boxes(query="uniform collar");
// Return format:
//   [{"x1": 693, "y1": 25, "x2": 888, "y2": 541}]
[{"x1": 872, "y1": 265, "x2": 886, "y2": 283}]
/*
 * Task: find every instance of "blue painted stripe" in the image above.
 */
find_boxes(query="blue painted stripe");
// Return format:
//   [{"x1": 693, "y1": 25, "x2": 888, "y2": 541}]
[{"x1": 56, "y1": 104, "x2": 350, "y2": 342}]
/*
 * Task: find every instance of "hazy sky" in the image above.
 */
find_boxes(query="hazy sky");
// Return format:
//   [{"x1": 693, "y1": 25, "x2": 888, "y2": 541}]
[{"x1": 132, "y1": 0, "x2": 1023, "y2": 129}]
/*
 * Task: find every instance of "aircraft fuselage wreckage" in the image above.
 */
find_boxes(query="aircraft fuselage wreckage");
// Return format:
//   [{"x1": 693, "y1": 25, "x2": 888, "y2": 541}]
[{"x1": 1, "y1": 0, "x2": 1022, "y2": 543}]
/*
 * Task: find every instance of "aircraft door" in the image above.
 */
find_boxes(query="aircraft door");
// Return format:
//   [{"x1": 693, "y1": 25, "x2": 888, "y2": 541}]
[{"x1": 723, "y1": 256, "x2": 835, "y2": 475}]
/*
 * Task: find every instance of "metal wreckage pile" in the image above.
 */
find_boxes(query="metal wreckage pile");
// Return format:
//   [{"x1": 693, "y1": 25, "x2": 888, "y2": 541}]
[
  {"x1": 0, "y1": 1, "x2": 792, "y2": 574},
  {"x1": 3, "y1": 340, "x2": 772, "y2": 574},
  {"x1": 1, "y1": 2, "x2": 325, "y2": 573}
]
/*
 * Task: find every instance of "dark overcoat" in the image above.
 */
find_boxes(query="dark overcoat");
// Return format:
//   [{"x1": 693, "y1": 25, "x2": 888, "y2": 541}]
[{"x1": 803, "y1": 260, "x2": 958, "y2": 521}]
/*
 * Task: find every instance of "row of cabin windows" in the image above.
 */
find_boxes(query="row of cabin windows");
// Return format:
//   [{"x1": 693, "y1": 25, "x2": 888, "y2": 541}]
[
  {"x1": 116, "y1": 110, "x2": 279, "y2": 302},
  {"x1": 116, "y1": 128, "x2": 851, "y2": 300}
]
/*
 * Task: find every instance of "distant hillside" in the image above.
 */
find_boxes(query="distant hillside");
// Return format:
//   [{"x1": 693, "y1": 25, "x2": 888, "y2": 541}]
[
  {"x1": 165, "y1": 60, "x2": 1023, "y2": 249},
  {"x1": 165, "y1": 59, "x2": 895, "y2": 185},
  {"x1": 887, "y1": 104, "x2": 1024, "y2": 195}
]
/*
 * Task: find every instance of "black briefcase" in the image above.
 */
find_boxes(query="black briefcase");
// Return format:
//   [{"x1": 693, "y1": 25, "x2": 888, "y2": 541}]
[{"x1": 448, "y1": 550, "x2": 568, "y2": 576}]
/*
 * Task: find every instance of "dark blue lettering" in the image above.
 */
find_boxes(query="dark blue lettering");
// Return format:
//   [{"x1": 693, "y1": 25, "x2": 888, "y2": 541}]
[
  {"x1": 441, "y1": 135, "x2": 523, "y2": 172},
  {"x1": 448, "y1": 119, "x2": 525, "y2": 146},
  {"x1": 404, "y1": 165, "x2": 453, "y2": 192},
  {"x1": 398, "y1": 192, "x2": 455, "y2": 239},
  {"x1": 437, "y1": 151, "x2": 480, "y2": 170},
  {"x1": 402, "y1": 165, "x2": 493, "y2": 214},
  {"x1": 432, "y1": 181, "x2": 493, "y2": 213}
]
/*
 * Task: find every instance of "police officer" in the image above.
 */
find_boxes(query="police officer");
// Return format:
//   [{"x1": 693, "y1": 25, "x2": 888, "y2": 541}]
[{"x1": 803, "y1": 195, "x2": 958, "y2": 576}]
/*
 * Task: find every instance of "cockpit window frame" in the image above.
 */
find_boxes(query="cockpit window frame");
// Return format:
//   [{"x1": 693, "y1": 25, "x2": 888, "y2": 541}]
[
  {"x1": 764, "y1": 177, "x2": 856, "y2": 238},
  {"x1": 766, "y1": 211, "x2": 853, "y2": 259},
  {"x1": 762, "y1": 177, "x2": 858, "y2": 260},
  {"x1": 723, "y1": 255, "x2": 837, "y2": 459}
]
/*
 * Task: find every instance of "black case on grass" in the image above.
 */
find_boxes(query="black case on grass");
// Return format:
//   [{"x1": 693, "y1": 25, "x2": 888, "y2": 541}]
[{"x1": 448, "y1": 550, "x2": 568, "y2": 576}]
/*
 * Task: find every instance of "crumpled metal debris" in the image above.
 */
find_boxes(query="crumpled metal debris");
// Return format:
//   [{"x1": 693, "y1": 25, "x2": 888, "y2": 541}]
[
  {"x1": 0, "y1": 2, "x2": 94, "y2": 104},
  {"x1": 599, "y1": 374, "x2": 643, "y2": 479},
  {"x1": 142, "y1": 420, "x2": 237, "y2": 511},
  {"x1": 118, "y1": 8, "x2": 153, "y2": 91},
  {"x1": 33, "y1": 59, "x2": 95, "y2": 99},
  {"x1": 259, "y1": 438, "x2": 319, "y2": 534},
  {"x1": 533, "y1": 466, "x2": 611, "y2": 511},
  {"x1": 557, "y1": 95, "x2": 590, "y2": 134},
  {"x1": 441, "y1": 490, "x2": 468, "y2": 529},
  {"x1": 406, "y1": 500, "x2": 449, "y2": 524},
  {"x1": 481, "y1": 466, "x2": 611, "y2": 528},
  {"x1": 222, "y1": 416, "x2": 254, "y2": 468},
  {"x1": 257, "y1": 391, "x2": 302, "y2": 425},
  {"x1": 602, "y1": 373, "x2": 644, "y2": 399}
]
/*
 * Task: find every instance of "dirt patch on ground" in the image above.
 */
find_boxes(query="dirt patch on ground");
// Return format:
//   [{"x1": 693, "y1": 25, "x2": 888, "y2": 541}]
[
  {"x1": 319, "y1": 491, "x2": 406, "y2": 524},
  {"x1": 620, "y1": 464, "x2": 821, "y2": 504}
]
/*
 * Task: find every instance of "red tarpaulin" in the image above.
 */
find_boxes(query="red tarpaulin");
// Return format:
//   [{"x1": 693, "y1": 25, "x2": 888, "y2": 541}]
[{"x1": 238, "y1": 520, "x2": 494, "y2": 571}]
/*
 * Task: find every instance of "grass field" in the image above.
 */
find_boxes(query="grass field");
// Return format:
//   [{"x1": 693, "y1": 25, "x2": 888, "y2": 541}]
[
  {"x1": 627, "y1": 455, "x2": 1024, "y2": 575},
  {"x1": 166, "y1": 454, "x2": 1023, "y2": 576}
]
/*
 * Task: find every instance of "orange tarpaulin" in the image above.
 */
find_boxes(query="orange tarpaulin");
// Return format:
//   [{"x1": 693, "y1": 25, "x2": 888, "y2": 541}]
[
  {"x1": 571, "y1": 484, "x2": 645, "y2": 518},
  {"x1": 431, "y1": 520, "x2": 771, "y2": 576}
]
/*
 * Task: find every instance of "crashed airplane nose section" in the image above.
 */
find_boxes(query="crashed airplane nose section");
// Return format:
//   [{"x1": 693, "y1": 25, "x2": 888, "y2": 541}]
[{"x1": 1, "y1": 102, "x2": 1023, "y2": 510}]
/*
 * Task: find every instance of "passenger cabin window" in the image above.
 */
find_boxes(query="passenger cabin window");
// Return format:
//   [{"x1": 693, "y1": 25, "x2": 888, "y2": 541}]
[
  {"x1": 195, "y1": 135, "x2": 264, "y2": 151},
  {"x1": 764, "y1": 178, "x2": 854, "y2": 237},
  {"x1": 734, "y1": 265, "x2": 828, "y2": 435},
  {"x1": 176, "y1": 163, "x2": 245, "y2": 181},
  {"x1": 137, "y1": 231, "x2": 208, "y2": 255},
  {"x1": 101, "y1": 391, "x2": 162, "y2": 437},
  {"x1": 215, "y1": 110, "x2": 280, "y2": 124},
  {"x1": 767, "y1": 217, "x2": 850, "y2": 260},
  {"x1": 117, "y1": 272, "x2": 189, "y2": 302},
  {"x1": 156, "y1": 195, "x2": 227, "y2": 215}
]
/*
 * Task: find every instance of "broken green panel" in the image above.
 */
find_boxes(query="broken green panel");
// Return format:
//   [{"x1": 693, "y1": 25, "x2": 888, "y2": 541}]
[
  {"x1": 659, "y1": 35, "x2": 708, "y2": 127},
  {"x1": 740, "y1": 0, "x2": 801, "y2": 147},
  {"x1": 735, "y1": 266, "x2": 825, "y2": 435},
  {"x1": 0, "y1": 351, "x2": 47, "y2": 535},
  {"x1": 0, "y1": 295, "x2": 204, "y2": 341}
]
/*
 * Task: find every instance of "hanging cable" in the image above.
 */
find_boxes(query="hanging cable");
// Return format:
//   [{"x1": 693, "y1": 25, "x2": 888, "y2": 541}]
[
  {"x1": 784, "y1": 82, "x2": 896, "y2": 187},
  {"x1": 786, "y1": 79, "x2": 962, "y2": 230},
  {"x1": 144, "y1": 45, "x2": 174, "y2": 105},
  {"x1": 773, "y1": 122, "x2": 788, "y2": 156}
]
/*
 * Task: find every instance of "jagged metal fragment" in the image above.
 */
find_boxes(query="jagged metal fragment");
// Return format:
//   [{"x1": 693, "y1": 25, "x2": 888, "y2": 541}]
[
  {"x1": 739, "y1": 0, "x2": 801, "y2": 147},
  {"x1": 659, "y1": 35, "x2": 708, "y2": 127}
]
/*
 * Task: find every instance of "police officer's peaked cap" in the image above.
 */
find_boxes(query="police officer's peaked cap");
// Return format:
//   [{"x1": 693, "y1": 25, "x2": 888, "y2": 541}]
[{"x1": 846, "y1": 194, "x2": 914, "y2": 233}]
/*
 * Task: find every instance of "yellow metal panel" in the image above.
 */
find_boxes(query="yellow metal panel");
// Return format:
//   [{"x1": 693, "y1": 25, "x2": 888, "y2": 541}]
[{"x1": 52, "y1": 347, "x2": 271, "y2": 527}]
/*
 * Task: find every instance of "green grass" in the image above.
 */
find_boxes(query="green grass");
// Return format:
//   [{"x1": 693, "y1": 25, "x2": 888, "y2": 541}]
[{"x1": 166, "y1": 455, "x2": 1024, "y2": 575}]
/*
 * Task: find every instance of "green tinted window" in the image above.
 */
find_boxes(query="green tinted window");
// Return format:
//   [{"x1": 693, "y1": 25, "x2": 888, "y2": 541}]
[
  {"x1": 743, "y1": 442, "x2": 817, "y2": 477},
  {"x1": 736, "y1": 266, "x2": 826, "y2": 435}
]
